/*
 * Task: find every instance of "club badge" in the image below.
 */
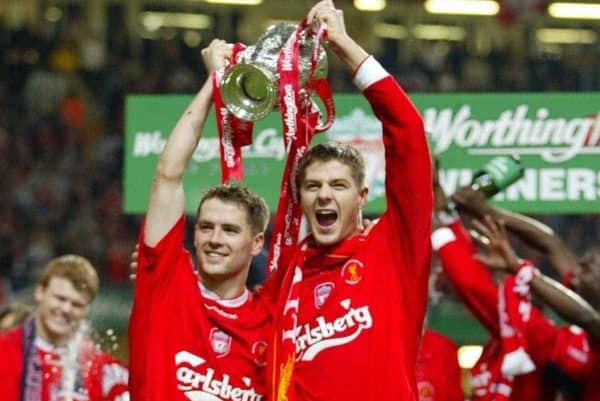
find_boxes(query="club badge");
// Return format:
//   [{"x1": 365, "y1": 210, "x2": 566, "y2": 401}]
[
  {"x1": 418, "y1": 381, "x2": 435, "y2": 401},
  {"x1": 210, "y1": 328, "x2": 231, "y2": 358},
  {"x1": 341, "y1": 259, "x2": 364, "y2": 285},
  {"x1": 252, "y1": 340, "x2": 268, "y2": 366}
]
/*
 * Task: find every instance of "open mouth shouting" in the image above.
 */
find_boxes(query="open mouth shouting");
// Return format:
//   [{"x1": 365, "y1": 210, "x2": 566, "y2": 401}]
[{"x1": 315, "y1": 209, "x2": 338, "y2": 232}]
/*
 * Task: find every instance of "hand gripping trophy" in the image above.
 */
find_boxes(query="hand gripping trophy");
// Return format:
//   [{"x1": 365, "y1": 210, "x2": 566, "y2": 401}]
[
  {"x1": 219, "y1": 22, "x2": 330, "y2": 122},
  {"x1": 211, "y1": 21, "x2": 335, "y2": 183}
]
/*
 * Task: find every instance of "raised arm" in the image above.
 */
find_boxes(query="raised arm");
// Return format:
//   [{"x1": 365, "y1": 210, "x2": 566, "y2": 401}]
[
  {"x1": 452, "y1": 186, "x2": 579, "y2": 278},
  {"x1": 144, "y1": 40, "x2": 232, "y2": 246},
  {"x1": 307, "y1": 0, "x2": 368, "y2": 72},
  {"x1": 309, "y1": 0, "x2": 432, "y2": 265},
  {"x1": 432, "y1": 223, "x2": 501, "y2": 334},
  {"x1": 473, "y1": 216, "x2": 600, "y2": 342}
]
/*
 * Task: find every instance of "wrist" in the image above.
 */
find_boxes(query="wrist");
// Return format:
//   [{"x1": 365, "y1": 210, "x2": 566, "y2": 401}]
[
  {"x1": 515, "y1": 259, "x2": 539, "y2": 282},
  {"x1": 561, "y1": 269, "x2": 575, "y2": 289},
  {"x1": 331, "y1": 37, "x2": 368, "y2": 73}
]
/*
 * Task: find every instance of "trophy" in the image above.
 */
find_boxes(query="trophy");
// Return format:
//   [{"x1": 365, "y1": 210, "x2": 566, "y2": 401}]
[{"x1": 219, "y1": 23, "x2": 328, "y2": 121}]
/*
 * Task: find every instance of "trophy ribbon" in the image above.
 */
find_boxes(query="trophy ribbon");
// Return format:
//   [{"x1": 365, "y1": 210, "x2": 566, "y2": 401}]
[
  {"x1": 267, "y1": 20, "x2": 334, "y2": 401},
  {"x1": 267, "y1": 19, "x2": 332, "y2": 275},
  {"x1": 212, "y1": 42, "x2": 255, "y2": 183}
]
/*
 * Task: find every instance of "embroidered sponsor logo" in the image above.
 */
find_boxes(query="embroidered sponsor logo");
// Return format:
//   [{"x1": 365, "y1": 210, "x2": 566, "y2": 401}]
[
  {"x1": 314, "y1": 282, "x2": 334, "y2": 309},
  {"x1": 210, "y1": 328, "x2": 231, "y2": 358},
  {"x1": 295, "y1": 299, "x2": 373, "y2": 361},
  {"x1": 175, "y1": 351, "x2": 263, "y2": 401},
  {"x1": 252, "y1": 341, "x2": 268, "y2": 367},
  {"x1": 341, "y1": 260, "x2": 364, "y2": 285}
]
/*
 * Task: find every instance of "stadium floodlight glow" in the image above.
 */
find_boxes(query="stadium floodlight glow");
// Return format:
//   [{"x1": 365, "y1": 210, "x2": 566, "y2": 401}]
[
  {"x1": 548, "y1": 2, "x2": 600, "y2": 20},
  {"x1": 354, "y1": 0, "x2": 386, "y2": 12},
  {"x1": 263, "y1": 19, "x2": 297, "y2": 29},
  {"x1": 204, "y1": 0, "x2": 263, "y2": 5},
  {"x1": 413, "y1": 24, "x2": 466, "y2": 41},
  {"x1": 424, "y1": 0, "x2": 500, "y2": 16},
  {"x1": 374, "y1": 23, "x2": 408, "y2": 40},
  {"x1": 45, "y1": 6, "x2": 63, "y2": 22},
  {"x1": 537, "y1": 28, "x2": 597, "y2": 44},
  {"x1": 140, "y1": 12, "x2": 212, "y2": 31},
  {"x1": 458, "y1": 345, "x2": 484, "y2": 369}
]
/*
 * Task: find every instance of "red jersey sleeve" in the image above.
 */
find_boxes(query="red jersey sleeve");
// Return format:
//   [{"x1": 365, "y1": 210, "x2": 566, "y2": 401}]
[
  {"x1": 129, "y1": 216, "x2": 195, "y2": 400},
  {"x1": 0, "y1": 327, "x2": 22, "y2": 401},
  {"x1": 136, "y1": 216, "x2": 190, "y2": 277},
  {"x1": 363, "y1": 63, "x2": 432, "y2": 280},
  {"x1": 549, "y1": 326, "x2": 593, "y2": 380},
  {"x1": 435, "y1": 227, "x2": 500, "y2": 334}
]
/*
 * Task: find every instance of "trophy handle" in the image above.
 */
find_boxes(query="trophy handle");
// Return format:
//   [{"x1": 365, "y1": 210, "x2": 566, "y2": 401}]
[{"x1": 309, "y1": 78, "x2": 335, "y2": 133}]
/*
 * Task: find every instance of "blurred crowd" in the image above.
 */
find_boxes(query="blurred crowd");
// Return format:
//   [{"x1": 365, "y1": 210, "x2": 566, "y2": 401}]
[{"x1": 1, "y1": 9, "x2": 599, "y2": 305}]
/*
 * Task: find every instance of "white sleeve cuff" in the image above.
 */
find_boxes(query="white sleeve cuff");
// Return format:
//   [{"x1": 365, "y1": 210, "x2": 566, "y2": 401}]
[
  {"x1": 431, "y1": 227, "x2": 456, "y2": 251},
  {"x1": 353, "y1": 56, "x2": 389, "y2": 91}
]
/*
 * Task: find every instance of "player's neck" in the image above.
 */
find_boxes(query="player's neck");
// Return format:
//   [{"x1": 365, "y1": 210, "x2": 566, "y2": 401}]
[{"x1": 199, "y1": 275, "x2": 248, "y2": 301}]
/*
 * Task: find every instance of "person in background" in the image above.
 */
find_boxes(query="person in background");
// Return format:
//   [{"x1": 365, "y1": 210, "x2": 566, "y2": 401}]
[
  {"x1": 416, "y1": 328, "x2": 464, "y2": 401},
  {"x1": 452, "y1": 186, "x2": 600, "y2": 401},
  {"x1": 432, "y1": 179, "x2": 594, "y2": 400},
  {"x1": 414, "y1": 152, "x2": 464, "y2": 401},
  {"x1": 0, "y1": 255, "x2": 129, "y2": 401}
]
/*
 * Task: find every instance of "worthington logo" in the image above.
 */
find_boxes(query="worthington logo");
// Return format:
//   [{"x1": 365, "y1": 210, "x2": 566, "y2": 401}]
[
  {"x1": 425, "y1": 105, "x2": 600, "y2": 163},
  {"x1": 295, "y1": 300, "x2": 373, "y2": 361},
  {"x1": 175, "y1": 351, "x2": 263, "y2": 401},
  {"x1": 132, "y1": 129, "x2": 285, "y2": 162}
]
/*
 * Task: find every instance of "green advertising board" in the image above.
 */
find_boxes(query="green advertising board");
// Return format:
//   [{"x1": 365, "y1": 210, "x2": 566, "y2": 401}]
[{"x1": 125, "y1": 93, "x2": 600, "y2": 214}]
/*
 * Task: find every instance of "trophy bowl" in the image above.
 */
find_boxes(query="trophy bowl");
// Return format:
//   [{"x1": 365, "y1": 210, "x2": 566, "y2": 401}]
[{"x1": 220, "y1": 23, "x2": 328, "y2": 121}]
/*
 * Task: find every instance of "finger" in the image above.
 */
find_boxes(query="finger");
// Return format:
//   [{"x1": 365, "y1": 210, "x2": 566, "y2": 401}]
[
  {"x1": 469, "y1": 228, "x2": 490, "y2": 247},
  {"x1": 471, "y1": 218, "x2": 492, "y2": 239},
  {"x1": 307, "y1": 1, "x2": 332, "y2": 23},
  {"x1": 473, "y1": 254, "x2": 504, "y2": 271},
  {"x1": 473, "y1": 253, "x2": 492, "y2": 265},
  {"x1": 498, "y1": 219, "x2": 508, "y2": 238}
]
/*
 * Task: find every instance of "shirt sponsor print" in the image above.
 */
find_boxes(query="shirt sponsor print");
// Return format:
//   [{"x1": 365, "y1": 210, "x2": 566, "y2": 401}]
[
  {"x1": 175, "y1": 351, "x2": 263, "y2": 401},
  {"x1": 295, "y1": 299, "x2": 373, "y2": 361}
]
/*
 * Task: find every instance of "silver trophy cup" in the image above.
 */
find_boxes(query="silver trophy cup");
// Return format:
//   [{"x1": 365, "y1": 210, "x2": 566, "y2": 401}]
[{"x1": 220, "y1": 23, "x2": 328, "y2": 121}]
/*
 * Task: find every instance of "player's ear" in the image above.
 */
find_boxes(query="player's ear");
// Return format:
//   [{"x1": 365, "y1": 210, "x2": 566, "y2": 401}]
[{"x1": 251, "y1": 232, "x2": 264, "y2": 256}]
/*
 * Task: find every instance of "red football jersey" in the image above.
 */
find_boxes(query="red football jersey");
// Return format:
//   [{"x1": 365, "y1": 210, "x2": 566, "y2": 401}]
[
  {"x1": 582, "y1": 339, "x2": 600, "y2": 401},
  {"x1": 279, "y1": 59, "x2": 433, "y2": 401},
  {"x1": 0, "y1": 326, "x2": 129, "y2": 401},
  {"x1": 435, "y1": 221, "x2": 594, "y2": 400},
  {"x1": 416, "y1": 330, "x2": 463, "y2": 401},
  {"x1": 128, "y1": 217, "x2": 272, "y2": 401}
]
